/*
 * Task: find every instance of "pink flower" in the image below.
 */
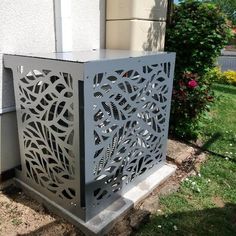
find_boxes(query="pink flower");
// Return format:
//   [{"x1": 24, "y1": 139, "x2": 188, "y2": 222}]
[{"x1": 188, "y1": 80, "x2": 198, "y2": 89}]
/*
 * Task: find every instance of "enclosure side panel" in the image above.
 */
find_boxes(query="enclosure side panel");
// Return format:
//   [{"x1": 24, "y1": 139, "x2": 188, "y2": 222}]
[
  {"x1": 83, "y1": 53, "x2": 175, "y2": 220},
  {"x1": 4, "y1": 56, "x2": 85, "y2": 219}
]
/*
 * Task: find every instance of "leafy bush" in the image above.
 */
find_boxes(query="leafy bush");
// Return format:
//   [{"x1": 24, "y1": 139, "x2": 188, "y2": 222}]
[
  {"x1": 205, "y1": 67, "x2": 236, "y2": 86},
  {"x1": 211, "y1": 0, "x2": 236, "y2": 25},
  {"x1": 222, "y1": 70, "x2": 236, "y2": 85},
  {"x1": 165, "y1": 0, "x2": 231, "y2": 139},
  {"x1": 204, "y1": 67, "x2": 223, "y2": 83}
]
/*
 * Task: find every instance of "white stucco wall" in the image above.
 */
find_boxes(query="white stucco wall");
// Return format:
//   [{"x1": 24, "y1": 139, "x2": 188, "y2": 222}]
[
  {"x1": 0, "y1": 0, "x2": 56, "y2": 173},
  {"x1": 0, "y1": 0, "x2": 56, "y2": 110},
  {"x1": 71, "y1": 0, "x2": 105, "y2": 50},
  {"x1": 0, "y1": 0, "x2": 55, "y2": 54}
]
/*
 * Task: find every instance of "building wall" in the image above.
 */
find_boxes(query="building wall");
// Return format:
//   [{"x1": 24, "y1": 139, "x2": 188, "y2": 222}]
[
  {"x1": 106, "y1": 0, "x2": 167, "y2": 51},
  {"x1": 0, "y1": 0, "x2": 105, "y2": 175},
  {"x1": 0, "y1": 112, "x2": 19, "y2": 173},
  {"x1": 0, "y1": 0, "x2": 56, "y2": 110},
  {"x1": 0, "y1": 0, "x2": 56, "y2": 174},
  {"x1": 71, "y1": 0, "x2": 105, "y2": 50}
]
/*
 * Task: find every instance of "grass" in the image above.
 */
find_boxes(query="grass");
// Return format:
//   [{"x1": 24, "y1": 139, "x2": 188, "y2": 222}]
[
  {"x1": 136, "y1": 84, "x2": 236, "y2": 236},
  {"x1": 199, "y1": 84, "x2": 236, "y2": 161}
]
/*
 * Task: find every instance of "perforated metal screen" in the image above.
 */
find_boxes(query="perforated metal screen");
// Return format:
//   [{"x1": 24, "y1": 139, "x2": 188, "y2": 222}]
[{"x1": 4, "y1": 51, "x2": 175, "y2": 221}]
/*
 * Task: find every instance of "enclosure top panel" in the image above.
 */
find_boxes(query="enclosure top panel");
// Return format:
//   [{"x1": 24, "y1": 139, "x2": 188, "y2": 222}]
[{"x1": 5, "y1": 49, "x2": 172, "y2": 63}]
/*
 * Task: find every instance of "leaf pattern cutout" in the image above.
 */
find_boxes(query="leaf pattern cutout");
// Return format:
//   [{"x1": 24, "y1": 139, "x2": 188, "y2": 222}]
[
  {"x1": 16, "y1": 69, "x2": 76, "y2": 201},
  {"x1": 90, "y1": 63, "x2": 173, "y2": 206}
]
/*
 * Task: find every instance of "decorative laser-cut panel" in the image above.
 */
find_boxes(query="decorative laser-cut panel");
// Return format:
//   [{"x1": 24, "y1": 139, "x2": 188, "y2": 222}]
[
  {"x1": 84, "y1": 56, "x2": 175, "y2": 213},
  {"x1": 4, "y1": 52, "x2": 175, "y2": 222},
  {"x1": 15, "y1": 67, "x2": 77, "y2": 203}
]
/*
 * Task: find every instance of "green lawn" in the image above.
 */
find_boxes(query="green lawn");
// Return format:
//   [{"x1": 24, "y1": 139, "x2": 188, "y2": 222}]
[
  {"x1": 199, "y1": 84, "x2": 236, "y2": 161},
  {"x1": 136, "y1": 84, "x2": 236, "y2": 236}
]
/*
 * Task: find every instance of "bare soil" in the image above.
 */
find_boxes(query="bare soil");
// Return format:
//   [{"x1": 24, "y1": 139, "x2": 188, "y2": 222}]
[
  {"x1": 0, "y1": 139, "x2": 206, "y2": 236},
  {"x1": 212, "y1": 196, "x2": 225, "y2": 208},
  {"x1": 0, "y1": 186, "x2": 82, "y2": 236}
]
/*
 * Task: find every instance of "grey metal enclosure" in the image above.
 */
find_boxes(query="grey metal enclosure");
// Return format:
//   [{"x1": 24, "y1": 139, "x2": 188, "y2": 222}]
[{"x1": 4, "y1": 50, "x2": 175, "y2": 221}]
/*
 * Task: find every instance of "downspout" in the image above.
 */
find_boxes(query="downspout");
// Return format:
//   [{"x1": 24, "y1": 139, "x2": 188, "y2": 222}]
[
  {"x1": 54, "y1": 0, "x2": 72, "y2": 52},
  {"x1": 167, "y1": 0, "x2": 174, "y2": 26}
]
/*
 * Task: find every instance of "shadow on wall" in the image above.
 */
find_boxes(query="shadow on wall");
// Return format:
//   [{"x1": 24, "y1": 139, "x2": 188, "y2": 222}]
[
  {"x1": 1, "y1": 61, "x2": 16, "y2": 110},
  {"x1": 143, "y1": 0, "x2": 167, "y2": 51},
  {"x1": 0, "y1": 65, "x2": 20, "y2": 174}
]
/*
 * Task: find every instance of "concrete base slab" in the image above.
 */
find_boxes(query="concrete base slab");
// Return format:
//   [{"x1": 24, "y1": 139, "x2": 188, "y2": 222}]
[
  {"x1": 15, "y1": 163, "x2": 176, "y2": 236},
  {"x1": 0, "y1": 179, "x2": 14, "y2": 190}
]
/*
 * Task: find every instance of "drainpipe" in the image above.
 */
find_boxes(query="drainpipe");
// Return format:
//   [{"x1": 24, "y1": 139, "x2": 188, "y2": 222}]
[{"x1": 54, "y1": 0, "x2": 72, "y2": 52}]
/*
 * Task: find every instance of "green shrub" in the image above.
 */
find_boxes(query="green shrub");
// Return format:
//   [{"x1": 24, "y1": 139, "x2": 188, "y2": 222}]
[
  {"x1": 211, "y1": 0, "x2": 236, "y2": 25},
  {"x1": 204, "y1": 67, "x2": 223, "y2": 83},
  {"x1": 165, "y1": 0, "x2": 231, "y2": 139},
  {"x1": 222, "y1": 70, "x2": 236, "y2": 86},
  {"x1": 205, "y1": 67, "x2": 236, "y2": 86}
]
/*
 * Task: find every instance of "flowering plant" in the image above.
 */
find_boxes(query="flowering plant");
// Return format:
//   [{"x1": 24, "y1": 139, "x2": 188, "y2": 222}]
[
  {"x1": 188, "y1": 80, "x2": 198, "y2": 89},
  {"x1": 165, "y1": 0, "x2": 231, "y2": 139},
  {"x1": 169, "y1": 71, "x2": 214, "y2": 139}
]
